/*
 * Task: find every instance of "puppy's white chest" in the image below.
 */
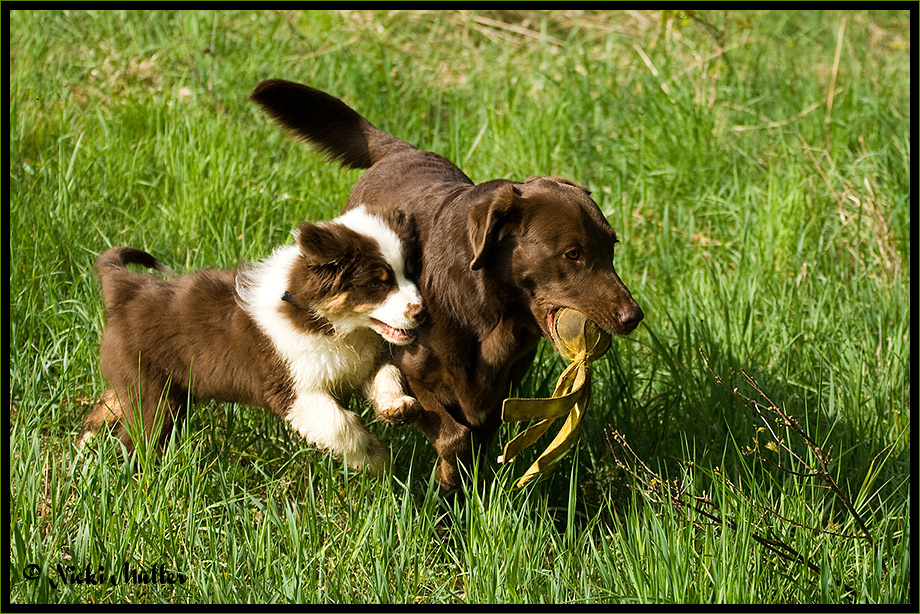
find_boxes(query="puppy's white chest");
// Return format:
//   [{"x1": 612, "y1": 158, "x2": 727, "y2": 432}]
[{"x1": 292, "y1": 328, "x2": 382, "y2": 393}]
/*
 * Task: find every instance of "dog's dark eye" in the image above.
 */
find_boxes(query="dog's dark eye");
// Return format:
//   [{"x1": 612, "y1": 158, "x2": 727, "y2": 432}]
[
  {"x1": 364, "y1": 268, "x2": 391, "y2": 291},
  {"x1": 564, "y1": 249, "x2": 582, "y2": 261}
]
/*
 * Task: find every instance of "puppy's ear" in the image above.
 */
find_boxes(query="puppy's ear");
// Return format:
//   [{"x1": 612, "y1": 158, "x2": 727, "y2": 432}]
[
  {"x1": 468, "y1": 180, "x2": 519, "y2": 271},
  {"x1": 296, "y1": 221, "x2": 353, "y2": 267}
]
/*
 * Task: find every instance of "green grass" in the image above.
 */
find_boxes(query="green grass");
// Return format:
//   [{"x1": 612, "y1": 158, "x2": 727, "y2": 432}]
[{"x1": 8, "y1": 9, "x2": 911, "y2": 604}]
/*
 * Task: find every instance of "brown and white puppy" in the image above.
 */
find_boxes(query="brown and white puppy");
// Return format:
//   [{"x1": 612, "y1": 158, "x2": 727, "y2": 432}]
[
  {"x1": 79, "y1": 206, "x2": 424, "y2": 475},
  {"x1": 251, "y1": 81, "x2": 644, "y2": 492}
]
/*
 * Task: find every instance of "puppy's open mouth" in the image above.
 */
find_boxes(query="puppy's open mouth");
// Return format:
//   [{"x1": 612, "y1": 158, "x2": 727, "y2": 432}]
[{"x1": 371, "y1": 319, "x2": 417, "y2": 345}]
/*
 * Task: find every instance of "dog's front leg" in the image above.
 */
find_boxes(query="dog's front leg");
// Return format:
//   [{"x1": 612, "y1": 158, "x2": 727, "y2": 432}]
[
  {"x1": 285, "y1": 391, "x2": 390, "y2": 476},
  {"x1": 364, "y1": 362, "x2": 422, "y2": 426}
]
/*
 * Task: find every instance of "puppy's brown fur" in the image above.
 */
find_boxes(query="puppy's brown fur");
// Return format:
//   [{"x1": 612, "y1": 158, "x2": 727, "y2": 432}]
[
  {"x1": 81, "y1": 246, "x2": 292, "y2": 451},
  {"x1": 252, "y1": 81, "x2": 644, "y2": 492}
]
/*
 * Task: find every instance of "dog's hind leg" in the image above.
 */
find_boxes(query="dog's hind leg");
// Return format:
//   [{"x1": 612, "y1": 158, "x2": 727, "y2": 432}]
[
  {"x1": 135, "y1": 377, "x2": 188, "y2": 453},
  {"x1": 77, "y1": 389, "x2": 125, "y2": 447},
  {"x1": 285, "y1": 391, "x2": 390, "y2": 476},
  {"x1": 84, "y1": 378, "x2": 187, "y2": 455}
]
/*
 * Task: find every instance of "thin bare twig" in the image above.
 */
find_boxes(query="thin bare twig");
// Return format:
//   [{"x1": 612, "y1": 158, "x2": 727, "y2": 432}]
[
  {"x1": 699, "y1": 350, "x2": 874, "y2": 548},
  {"x1": 730, "y1": 89, "x2": 842, "y2": 133},
  {"x1": 608, "y1": 343, "x2": 887, "y2": 599},
  {"x1": 607, "y1": 430, "x2": 833, "y2": 583}
]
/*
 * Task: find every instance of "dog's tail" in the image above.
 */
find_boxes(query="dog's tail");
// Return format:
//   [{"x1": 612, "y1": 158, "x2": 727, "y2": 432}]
[
  {"x1": 96, "y1": 246, "x2": 173, "y2": 277},
  {"x1": 251, "y1": 79, "x2": 414, "y2": 169},
  {"x1": 95, "y1": 247, "x2": 174, "y2": 304}
]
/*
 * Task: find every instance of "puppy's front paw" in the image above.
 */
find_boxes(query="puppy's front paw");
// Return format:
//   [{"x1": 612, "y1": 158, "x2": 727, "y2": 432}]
[{"x1": 376, "y1": 395, "x2": 422, "y2": 426}]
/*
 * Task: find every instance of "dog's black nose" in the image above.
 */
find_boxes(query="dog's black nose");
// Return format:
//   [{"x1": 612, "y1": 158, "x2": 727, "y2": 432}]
[{"x1": 618, "y1": 302, "x2": 644, "y2": 334}]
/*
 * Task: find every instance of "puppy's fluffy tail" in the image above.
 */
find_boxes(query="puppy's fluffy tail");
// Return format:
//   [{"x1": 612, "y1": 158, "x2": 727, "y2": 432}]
[
  {"x1": 96, "y1": 246, "x2": 173, "y2": 276},
  {"x1": 251, "y1": 79, "x2": 414, "y2": 169},
  {"x1": 95, "y1": 247, "x2": 174, "y2": 304}
]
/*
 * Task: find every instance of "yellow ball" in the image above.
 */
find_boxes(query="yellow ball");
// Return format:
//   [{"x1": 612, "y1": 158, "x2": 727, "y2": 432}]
[{"x1": 552, "y1": 308, "x2": 611, "y2": 362}]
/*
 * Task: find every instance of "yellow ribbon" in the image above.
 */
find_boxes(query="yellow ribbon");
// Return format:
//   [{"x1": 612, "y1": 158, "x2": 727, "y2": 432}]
[{"x1": 499, "y1": 308, "x2": 611, "y2": 487}]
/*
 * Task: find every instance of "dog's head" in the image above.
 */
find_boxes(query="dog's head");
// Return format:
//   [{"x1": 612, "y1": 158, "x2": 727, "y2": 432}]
[
  {"x1": 284, "y1": 206, "x2": 424, "y2": 345},
  {"x1": 468, "y1": 176, "x2": 643, "y2": 341}
]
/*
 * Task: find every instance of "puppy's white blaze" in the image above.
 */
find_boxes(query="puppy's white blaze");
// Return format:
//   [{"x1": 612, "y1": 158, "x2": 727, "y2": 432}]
[
  {"x1": 337, "y1": 205, "x2": 407, "y2": 279},
  {"x1": 339, "y1": 205, "x2": 422, "y2": 333}
]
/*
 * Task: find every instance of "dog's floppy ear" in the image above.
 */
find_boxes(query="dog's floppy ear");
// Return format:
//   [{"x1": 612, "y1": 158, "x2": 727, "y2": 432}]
[
  {"x1": 468, "y1": 180, "x2": 519, "y2": 271},
  {"x1": 296, "y1": 221, "x2": 355, "y2": 268}
]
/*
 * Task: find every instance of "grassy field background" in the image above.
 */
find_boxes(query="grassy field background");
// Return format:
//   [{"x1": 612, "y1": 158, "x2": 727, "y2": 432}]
[{"x1": 8, "y1": 10, "x2": 911, "y2": 604}]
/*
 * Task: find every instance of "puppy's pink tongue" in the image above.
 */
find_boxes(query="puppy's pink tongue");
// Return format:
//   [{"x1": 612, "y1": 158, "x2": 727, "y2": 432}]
[
  {"x1": 374, "y1": 320, "x2": 414, "y2": 343},
  {"x1": 389, "y1": 327, "x2": 412, "y2": 342}
]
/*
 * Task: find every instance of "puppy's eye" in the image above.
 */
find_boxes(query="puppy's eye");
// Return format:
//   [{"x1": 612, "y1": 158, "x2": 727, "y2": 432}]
[
  {"x1": 366, "y1": 268, "x2": 390, "y2": 290},
  {"x1": 564, "y1": 249, "x2": 582, "y2": 261}
]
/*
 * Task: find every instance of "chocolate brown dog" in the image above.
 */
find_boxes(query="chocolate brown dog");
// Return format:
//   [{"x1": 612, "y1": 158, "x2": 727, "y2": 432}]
[{"x1": 252, "y1": 80, "x2": 643, "y2": 492}]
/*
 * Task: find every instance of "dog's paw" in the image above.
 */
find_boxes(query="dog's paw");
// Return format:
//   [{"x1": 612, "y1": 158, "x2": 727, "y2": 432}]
[
  {"x1": 75, "y1": 429, "x2": 96, "y2": 448},
  {"x1": 376, "y1": 395, "x2": 422, "y2": 426},
  {"x1": 341, "y1": 432, "x2": 391, "y2": 478},
  {"x1": 361, "y1": 437, "x2": 392, "y2": 478},
  {"x1": 76, "y1": 389, "x2": 124, "y2": 448}
]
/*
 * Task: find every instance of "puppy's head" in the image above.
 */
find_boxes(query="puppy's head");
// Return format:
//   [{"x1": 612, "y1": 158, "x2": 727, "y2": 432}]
[
  {"x1": 467, "y1": 176, "x2": 643, "y2": 341},
  {"x1": 284, "y1": 206, "x2": 423, "y2": 345}
]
